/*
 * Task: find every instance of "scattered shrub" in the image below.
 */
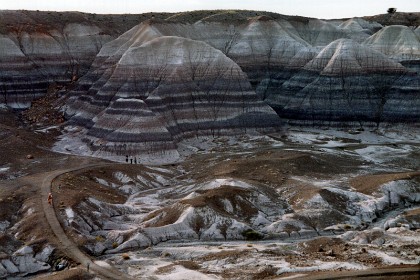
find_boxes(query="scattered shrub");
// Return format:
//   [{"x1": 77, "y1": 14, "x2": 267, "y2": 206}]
[
  {"x1": 242, "y1": 229, "x2": 263, "y2": 241},
  {"x1": 387, "y1": 8, "x2": 396, "y2": 14},
  {"x1": 162, "y1": 251, "x2": 171, "y2": 257},
  {"x1": 95, "y1": 235, "x2": 105, "y2": 243},
  {"x1": 176, "y1": 260, "x2": 200, "y2": 270},
  {"x1": 122, "y1": 253, "x2": 130, "y2": 260}
]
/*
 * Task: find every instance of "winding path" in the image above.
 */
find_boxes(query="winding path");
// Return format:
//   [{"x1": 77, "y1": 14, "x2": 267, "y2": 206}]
[{"x1": 37, "y1": 163, "x2": 134, "y2": 280}]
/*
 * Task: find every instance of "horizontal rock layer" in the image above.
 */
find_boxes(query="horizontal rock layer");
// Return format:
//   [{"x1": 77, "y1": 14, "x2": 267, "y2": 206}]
[
  {"x1": 265, "y1": 39, "x2": 419, "y2": 125},
  {"x1": 0, "y1": 25, "x2": 112, "y2": 108},
  {"x1": 65, "y1": 36, "x2": 281, "y2": 156},
  {"x1": 0, "y1": 10, "x2": 172, "y2": 108},
  {"x1": 363, "y1": 25, "x2": 420, "y2": 60},
  {"x1": 1, "y1": 10, "x2": 419, "y2": 131}
]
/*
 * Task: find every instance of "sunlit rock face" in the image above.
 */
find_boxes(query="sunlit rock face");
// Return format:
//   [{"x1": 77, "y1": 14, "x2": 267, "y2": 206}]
[{"x1": 65, "y1": 35, "x2": 281, "y2": 156}]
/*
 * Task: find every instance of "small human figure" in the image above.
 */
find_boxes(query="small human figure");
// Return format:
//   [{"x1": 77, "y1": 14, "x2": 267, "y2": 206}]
[
  {"x1": 134, "y1": 157, "x2": 137, "y2": 164},
  {"x1": 48, "y1": 192, "x2": 53, "y2": 205},
  {"x1": 125, "y1": 155, "x2": 129, "y2": 163},
  {"x1": 130, "y1": 158, "x2": 133, "y2": 164}
]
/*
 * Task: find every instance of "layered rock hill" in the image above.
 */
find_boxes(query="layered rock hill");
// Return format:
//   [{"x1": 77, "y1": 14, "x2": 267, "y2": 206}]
[
  {"x1": 0, "y1": 10, "x2": 419, "y2": 146},
  {"x1": 265, "y1": 39, "x2": 419, "y2": 125},
  {"x1": 64, "y1": 34, "x2": 281, "y2": 159},
  {"x1": 363, "y1": 25, "x2": 420, "y2": 60},
  {"x1": 0, "y1": 10, "x2": 171, "y2": 108}
]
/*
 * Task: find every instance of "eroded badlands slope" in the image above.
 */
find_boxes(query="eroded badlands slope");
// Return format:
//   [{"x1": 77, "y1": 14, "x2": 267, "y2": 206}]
[
  {"x1": 64, "y1": 35, "x2": 281, "y2": 159},
  {"x1": 266, "y1": 39, "x2": 418, "y2": 125},
  {"x1": 0, "y1": 10, "x2": 419, "y2": 279},
  {"x1": 1, "y1": 10, "x2": 419, "y2": 158},
  {"x1": 49, "y1": 132, "x2": 420, "y2": 279},
  {"x1": 0, "y1": 10, "x2": 170, "y2": 108}
]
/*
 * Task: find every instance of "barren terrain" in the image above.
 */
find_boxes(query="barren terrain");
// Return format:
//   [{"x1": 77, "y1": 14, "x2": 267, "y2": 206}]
[
  {"x1": 0, "y1": 8, "x2": 419, "y2": 280},
  {"x1": 0, "y1": 107, "x2": 419, "y2": 279}
]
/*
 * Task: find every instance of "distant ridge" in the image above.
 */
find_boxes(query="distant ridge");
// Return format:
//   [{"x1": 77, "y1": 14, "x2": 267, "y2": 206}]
[{"x1": 364, "y1": 12, "x2": 420, "y2": 26}]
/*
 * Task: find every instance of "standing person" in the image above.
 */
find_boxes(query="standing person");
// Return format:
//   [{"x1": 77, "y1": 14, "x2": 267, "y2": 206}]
[
  {"x1": 134, "y1": 157, "x2": 137, "y2": 164},
  {"x1": 48, "y1": 192, "x2": 53, "y2": 205}
]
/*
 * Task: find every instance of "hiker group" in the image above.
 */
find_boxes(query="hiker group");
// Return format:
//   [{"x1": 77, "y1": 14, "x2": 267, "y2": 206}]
[{"x1": 126, "y1": 155, "x2": 139, "y2": 164}]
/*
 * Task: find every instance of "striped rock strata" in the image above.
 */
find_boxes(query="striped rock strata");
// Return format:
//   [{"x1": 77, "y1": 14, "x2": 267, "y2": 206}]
[
  {"x1": 63, "y1": 15, "x2": 378, "y2": 101},
  {"x1": 0, "y1": 23, "x2": 111, "y2": 108},
  {"x1": 0, "y1": 10, "x2": 147, "y2": 108},
  {"x1": 265, "y1": 39, "x2": 419, "y2": 126},
  {"x1": 64, "y1": 36, "x2": 281, "y2": 159},
  {"x1": 1, "y1": 11, "x2": 418, "y2": 128},
  {"x1": 363, "y1": 25, "x2": 420, "y2": 60},
  {"x1": 61, "y1": 17, "x2": 419, "y2": 160}
]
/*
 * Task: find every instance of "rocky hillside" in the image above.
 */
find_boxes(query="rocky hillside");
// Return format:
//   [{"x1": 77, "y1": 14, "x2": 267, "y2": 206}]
[
  {"x1": 0, "y1": 10, "x2": 419, "y2": 158},
  {"x1": 64, "y1": 34, "x2": 281, "y2": 159},
  {"x1": 51, "y1": 132, "x2": 420, "y2": 260},
  {"x1": 0, "y1": 10, "x2": 170, "y2": 108}
]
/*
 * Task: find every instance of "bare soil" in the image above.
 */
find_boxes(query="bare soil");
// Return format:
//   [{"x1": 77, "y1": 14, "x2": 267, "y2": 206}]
[
  {"x1": 350, "y1": 171, "x2": 420, "y2": 195},
  {"x1": 0, "y1": 108, "x2": 419, "y2": 279}
]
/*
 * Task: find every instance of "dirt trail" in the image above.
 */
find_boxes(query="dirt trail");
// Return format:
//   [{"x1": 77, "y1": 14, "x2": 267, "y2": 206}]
[{"x1": 21, "y1": 160, "x2": 134, "y2": 280}]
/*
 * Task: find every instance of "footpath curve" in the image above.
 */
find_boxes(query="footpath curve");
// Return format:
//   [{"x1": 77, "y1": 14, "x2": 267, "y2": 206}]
[{"x1": 38, "y1": 163, "x2": 134, "y2": 280}]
